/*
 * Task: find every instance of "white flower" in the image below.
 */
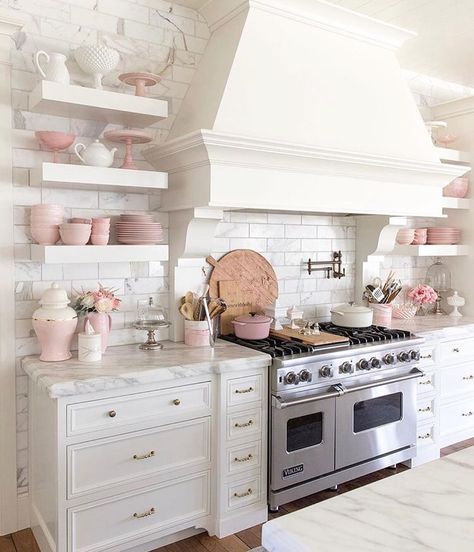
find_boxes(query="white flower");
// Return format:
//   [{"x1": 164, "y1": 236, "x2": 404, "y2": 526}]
[
  {"x1": 81, "y1": 294, "x2": 95, "y2": 309},
  {"x1": 95, "y1": 297, "x2": 114, "y2": 313}
]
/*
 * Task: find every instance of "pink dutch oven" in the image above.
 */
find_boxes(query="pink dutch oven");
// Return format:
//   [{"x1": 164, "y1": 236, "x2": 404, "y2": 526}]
[{"x1": 232, "y1": 312, "x2": 273, "y2": 340}]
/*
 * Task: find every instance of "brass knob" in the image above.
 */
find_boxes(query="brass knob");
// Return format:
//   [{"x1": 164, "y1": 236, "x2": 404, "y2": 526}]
[
  {"x1": 173, "y1": 399, "x2": 181, "y2": 406},
  {"x1": 108, "y1": 410, "x2": 117, "y2": 418}
]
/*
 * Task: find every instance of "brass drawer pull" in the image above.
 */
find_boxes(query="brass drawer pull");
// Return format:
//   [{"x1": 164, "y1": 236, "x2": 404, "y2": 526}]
[
  {"x1": 133, "y1": 451, "x2": 155, "y2": 460},
  {"x1": 453, "y1": 348, "x2": 461, "y2": 353},
  {"x1": 172, "y1": 399, "x2": 181, "y2": 406},
  {"x1": 108, "y1": 410, "x2": 117, "y2": 418},
  {"x1": 462, "y1": 375, "x2": 474, "y2": 381},
  {"x1": 234, "y1": 453, "x2": 253, "y2": 463},
  {"x1": 234, "y1": 488, "x2": 253, "y2": 498},
  {"x1": 234, "y1": 420, "x2": 254, "y2": 428},
  {"x1": 419, "y1": 380, "x2": 432, "y2": 386},
  {"x1": 462, "y1": 411, "x2": 473, "y2": 417},
  {"x1": 133, "y1": 507, "x2": 155, "y2": 519},
  {"x1": 418, "y1": 433, "x2": 431, "y2": 440},
  {"x1": 421, "y1": 354, "x2": 432, "y2": 359},
  {"x1": 235, "y1": 386, "x2": 254, "y2": 394},
  {"x1": 418, "y1": 406, "x2": 432, "y2": 413}
]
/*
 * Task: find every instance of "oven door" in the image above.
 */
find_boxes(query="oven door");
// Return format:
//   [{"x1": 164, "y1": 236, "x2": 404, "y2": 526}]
[
  {"x1": 271, "y1": 387, "x2": 338, "y2": 491},
  {"x1": 335, "y1": 369, "x2": 422, "y2": 470}
]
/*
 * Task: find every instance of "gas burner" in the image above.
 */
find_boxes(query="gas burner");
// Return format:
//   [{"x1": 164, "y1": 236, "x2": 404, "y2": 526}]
[
  {"x1": 220, "y1": 334, "x2": 317, "y2": 358},
  {"x1": 318, "y1": 323, "x2": 412, "y2": 345}
]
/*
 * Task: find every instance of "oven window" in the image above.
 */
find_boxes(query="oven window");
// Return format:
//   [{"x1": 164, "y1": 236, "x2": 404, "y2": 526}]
[
  {"x1": 287, "y1": 412, "x2": 323, "y2": 452},
  {"x1": 353, "y1": 392, "x2": 402, "y2": 433}
]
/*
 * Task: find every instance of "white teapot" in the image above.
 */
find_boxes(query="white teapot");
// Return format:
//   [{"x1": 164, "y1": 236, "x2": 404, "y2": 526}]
[{"x1": 74, "y1": 139, "x2": 117, "y2": 167}]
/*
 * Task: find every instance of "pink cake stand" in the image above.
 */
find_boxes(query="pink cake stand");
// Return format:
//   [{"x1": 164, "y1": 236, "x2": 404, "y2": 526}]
[
  {"x1": 118, "y1": 72, "x2": 161, "y2": 97},
  {"x1": 104, "y1": 130, "x2": 152, "y2": 170},
  {"x1": 35, "y1": 131, "x2": 75, "y2": 163}
]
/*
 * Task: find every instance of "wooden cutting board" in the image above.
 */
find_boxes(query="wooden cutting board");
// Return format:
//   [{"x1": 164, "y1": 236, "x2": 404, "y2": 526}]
[
  {"x1": 271, "y1": 326, "x2": 350, "y2": 346},
  {"x1": 207, "y1": 250, "x2": 279, "y2": 335}
]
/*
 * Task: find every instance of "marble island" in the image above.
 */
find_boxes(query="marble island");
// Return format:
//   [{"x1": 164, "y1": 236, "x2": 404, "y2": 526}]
[
  {"x1": 22, "y1": 339, "x2": 271, "y2": 398},
  {"x1": 391, "y1": 314, "x2": 474, "y2": 339},
  {"x1": 262, "y1": 447, "x2": 474, "y2": 552}
]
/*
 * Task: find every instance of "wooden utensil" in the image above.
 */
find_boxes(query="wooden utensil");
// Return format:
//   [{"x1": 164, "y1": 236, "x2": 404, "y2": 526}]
[
  {"x1": 179, "y1": 302, "x2": 195, "y2": 321},
  {"x1": 270, "y1": 326, "x2": 350, "y2": 346},
  {"x1": 218, "y1": 280, "x2": 254, "y2": 335}
]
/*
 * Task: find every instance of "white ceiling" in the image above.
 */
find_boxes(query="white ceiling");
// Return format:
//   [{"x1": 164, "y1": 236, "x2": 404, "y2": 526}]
[{"x1": 176, "y1": 0, "x2": 474, "y2": 88}]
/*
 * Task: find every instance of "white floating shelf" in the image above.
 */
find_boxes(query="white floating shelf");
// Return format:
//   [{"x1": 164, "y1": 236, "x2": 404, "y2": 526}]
[
  {"x1": 441, "y1": 197, "x2": 471, "y2": 210},
  {"x1": 29, "y1": 81, "x2": 168, "y2": 127},
  {"x1": 31, "y1": 244, "x2": 168, "y2": 264},
  {"x1": 391, "y1": 244, "x2": 469, "y2": 257},
  {"x1": 31, "y1": 163, "x2": 168, "y2": 193},
  {"x1": 436, "y1": 147, "x2": 471, "y2": 166}
]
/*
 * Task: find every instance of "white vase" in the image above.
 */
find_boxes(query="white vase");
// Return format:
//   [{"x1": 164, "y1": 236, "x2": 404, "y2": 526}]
[
  {"x1": 35, "y1": 51, "x2": 70, "y2": 85},
  {"x1": 74, "y1": 45, "x2": 120, "y2": 89}
]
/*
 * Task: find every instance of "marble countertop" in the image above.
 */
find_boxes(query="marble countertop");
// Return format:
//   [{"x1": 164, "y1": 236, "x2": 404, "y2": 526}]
[
  {"x1": 262, "y1": 446, "x2": 474, "y2": 552},
  {"x1": 391, "y1": 315, "x2": 474, "y2": 340},
  {"x1": 22, "y1": 340, "x2": 271, "y2": 399}
]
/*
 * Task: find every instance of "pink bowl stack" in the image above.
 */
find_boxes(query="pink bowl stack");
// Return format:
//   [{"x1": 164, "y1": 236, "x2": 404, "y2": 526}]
[
  {"x1": 116, "y1": 214, "x2": 163, "y2": 244},
  {"x1": 396, "y1": 228, "x2": 415, "y2": 245},
  {"x1": 412, "y1": 228, "x2": 427, "y2": 245},
  {"x1": 30, "y1": 204, "x2": 64, "y2": 245},
  {"x1": 427, "y1": 227, "x2": 461, "y2": 245},
  {"x1": 91, "y1": 218, "x2": 110, "y2": 245}
]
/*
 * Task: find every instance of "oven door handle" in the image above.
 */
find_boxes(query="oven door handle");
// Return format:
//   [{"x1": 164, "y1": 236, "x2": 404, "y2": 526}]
[
  {"x1": 273, "y1": 385, "x2": 344, "y2": 409},
  {"x1": 341, "y1": 368, "x2": 424, "y2": 394}
]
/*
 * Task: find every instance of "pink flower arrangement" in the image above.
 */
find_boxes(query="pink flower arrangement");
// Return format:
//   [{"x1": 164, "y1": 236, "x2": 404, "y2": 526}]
[
  {"x1": 72, "y1": 284, "x2": 121, "y2": 315},
  {"x1": 408, "y1": 284, "x2": 438, "y2": 306}
]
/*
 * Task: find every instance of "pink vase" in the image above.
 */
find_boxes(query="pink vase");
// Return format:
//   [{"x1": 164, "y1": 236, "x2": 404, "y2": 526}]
[
  {"x1": 33, "y1": 319, "x2": 78, "y2": 362},
  {"x1": 86, "y1": 312, "x2": 112, "y2": 353}
]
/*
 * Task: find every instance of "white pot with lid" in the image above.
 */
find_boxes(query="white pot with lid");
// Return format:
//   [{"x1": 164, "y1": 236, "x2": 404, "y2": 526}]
[{"x1": 330, "y1": 302, "x2": 373, "y2": 328}]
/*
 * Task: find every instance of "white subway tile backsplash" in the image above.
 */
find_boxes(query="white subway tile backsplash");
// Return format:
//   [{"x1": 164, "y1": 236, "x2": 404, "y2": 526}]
[
  {"x1": 215, "y1": 222, "x2": 249, "y2": 238},
  {"x1": 267, "y1": 238, "x2": 301, "y2": 252},
  {"x1": 99, "y1": 191, "x2": 149, "y2": 211},
  {"x1": 230, "y1": 211, "x2": 267, "y2": 223},
  {"x1": 229, "y1": 238, "x2": 266, "y2": 251},
  {"x1": 285, "y1": 225, "x2": 318, "y2": 238},
  {"x1": 250, "y1": 224, "x2": 284, "y2": 238},
  {"x1": 98, "y1": 262, "x2": 132, "y2": 279},
  {"x1": 42, "y1": 188, "x2": 98, "y2": 209},
  {"x1": 268, "y1": 213, "x2": 301, "y2": 224},
  {"x1": 63, "y1": 263, "x2": 99, "y2": 281}
]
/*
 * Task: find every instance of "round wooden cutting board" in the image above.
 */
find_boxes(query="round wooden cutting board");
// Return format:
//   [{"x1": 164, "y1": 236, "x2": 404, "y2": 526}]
[{"x1": 207, "y1": 249, "x2": 279, "y2": 334}]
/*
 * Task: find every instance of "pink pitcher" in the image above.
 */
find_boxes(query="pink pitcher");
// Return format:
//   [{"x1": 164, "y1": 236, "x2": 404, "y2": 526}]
[{"x1": 86, "y1": 312, "x2": 112, "y2": 353}]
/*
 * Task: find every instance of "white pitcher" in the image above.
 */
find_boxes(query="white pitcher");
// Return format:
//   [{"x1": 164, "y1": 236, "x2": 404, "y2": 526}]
[{"x1": 35, "y1": 51, "x2": 70, "y2": 85}]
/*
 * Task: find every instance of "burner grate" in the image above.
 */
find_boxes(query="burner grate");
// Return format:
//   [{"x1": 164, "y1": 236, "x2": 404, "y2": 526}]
[
  {"x1": 220, "y1": 335, "x2": 316, "y2": 358},
  {"x1": 318, "y1": 322, "x2": 412, "y2": 346}
]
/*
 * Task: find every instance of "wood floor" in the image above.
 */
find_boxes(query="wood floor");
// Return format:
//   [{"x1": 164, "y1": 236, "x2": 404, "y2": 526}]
[{"x1": 2, "y1": 438, "x2": 473, "y2": 552}]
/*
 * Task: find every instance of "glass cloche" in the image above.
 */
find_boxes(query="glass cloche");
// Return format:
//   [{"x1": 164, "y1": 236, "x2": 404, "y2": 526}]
[
  {"x1": 425, "y1": 258, "x2": 451, "y2": 315},
  {"x1": 134, "y1": 297, "x2": 170, "y2": 350}
]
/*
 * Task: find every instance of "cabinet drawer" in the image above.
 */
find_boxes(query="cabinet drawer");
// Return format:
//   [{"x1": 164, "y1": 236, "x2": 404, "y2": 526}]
[
  {"x1": 439, "y1": 337, "x2": 474, "y2": 364},
  {"x1": 68, "y1": 418, "x2": 211, "y2": 499},
  {"x1": 227, "y1": 408, "x2": 262, "y2": 442},
  {"x1": 417, "y1": 371, "x2": 436, "y2": 396},
  {"x1": 416, "y1": 396, "x2": 435, "y2": 422},
  {"x1": 227, "y1": 374, "x2": 263, "y2": 408},
  {"x1": 440, "y1": 398, "x2": 474, "y2": 436},
  {"x1": 440, "y1": 364, "x2": 474, "y2": 399},
  {"x1": 226, "y1": 441, "x2": 261, "y2": 476},
  {"x1": 227, "y1": 475, "x2": 261, "y2": 511},
  {"x1": 67, "y1": 382, "x2": 211, "y2": 437},
  {"x1": 416, "y1": 423, "x2": 435, "y2": 448},
  {"x1": 69, "y1": 472, "x2": 209, "y2": 552}
]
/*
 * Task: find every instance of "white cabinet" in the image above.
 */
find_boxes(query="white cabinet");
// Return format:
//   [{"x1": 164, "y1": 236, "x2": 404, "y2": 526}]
[{"x1": 29, "y1": 365, "x2": 269, "y2": 552}]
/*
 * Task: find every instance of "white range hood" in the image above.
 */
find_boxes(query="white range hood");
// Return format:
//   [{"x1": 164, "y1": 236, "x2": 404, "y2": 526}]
[{"x1": 145, "y1": 0, "x2": 464, "y2": 217}]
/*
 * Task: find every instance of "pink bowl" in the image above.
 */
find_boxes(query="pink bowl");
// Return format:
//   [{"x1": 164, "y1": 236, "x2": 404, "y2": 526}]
[
  {"x1": 60, "y1": 223, "x2": 91, "y2": 230},
  {"x1": 31, "y1": 227, "x2": 60, "y2": 245},
  {"x1": 32, "y1": 204, "x2": 64, "y2": 212},
  {"x1": 59, "y1": 224, "x2": 91, "y2": 245},
  {"x1": 396, "y1": 229, "x2": 415, "y2": 245},
  {"x1": 91, "y1": 234, "x2": 109, "y2": 245},
  {"x1": 443, "y1": 177, "x2": 469, "y2": 198},
  {"x1": 92, "y1": 218, "x2": 110, "y2": 224},
  {"x1": 71, "y1": 217, "x2": 92, "y2": 224},
  {"x1": 92, "y1": 222, "x2": 110, "y2": 230}
]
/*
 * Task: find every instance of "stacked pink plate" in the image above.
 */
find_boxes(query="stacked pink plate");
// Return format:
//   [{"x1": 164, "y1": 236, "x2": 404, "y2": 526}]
[
  {"x1": 116, "y1": 214, "x2": 163, "y2": 244},
  {"x1": 427, "y1": 227, "x2": 461, "y2": 245}
]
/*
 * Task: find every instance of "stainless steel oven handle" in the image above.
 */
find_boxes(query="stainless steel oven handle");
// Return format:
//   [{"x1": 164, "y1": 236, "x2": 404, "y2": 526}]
[
  {"x1": 273, "y1": 385, "x2": 344, "y2": 409},
  {"x1": 341, "y1": 368, "x2": 424, "y2": 394}
]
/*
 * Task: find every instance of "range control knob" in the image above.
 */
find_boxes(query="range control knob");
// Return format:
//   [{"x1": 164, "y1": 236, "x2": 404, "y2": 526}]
[
  {"x1": 340, "y1": 361, "x2": 353, "y2": 374},
  {"x1": 357, "y1": 359, "x2": 369, "y2": 371},
  {"x1": 299, "y1": 369, "x2": 312, "y2": 382},
  {"x1": 410, "y1": 350, "x2": 421, "y2": 361},
  {"x1": 383, "y1": 353, "x2": 395, "y2": 365},
  {"x1": 284, "y1": 371, "x2": 299, "y2": 385},
  {"x1": 319, "y1": 365, "x2": 333, "y2": 378},
  {"x1": 370, "y1": 357, "x2": 382, "y2": 369},
  {"x1": 398, "y1": 351, "x2": 410, "y2": 362}
]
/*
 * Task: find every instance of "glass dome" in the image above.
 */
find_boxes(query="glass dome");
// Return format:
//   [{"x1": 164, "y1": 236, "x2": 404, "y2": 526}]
[{"x1": 425, "y1": 258, "x2": 451, "y2": 315}]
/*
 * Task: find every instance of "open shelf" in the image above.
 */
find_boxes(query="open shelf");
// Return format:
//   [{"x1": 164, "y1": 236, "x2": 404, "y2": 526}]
[
  {"x1": 436, "y1": 147, "x2": 471, "y2": 166},
  {"x1": 31, "y1": 163, "x2": 168, "y2": 192},
  {"x1": 31, "y1": 244, "x2": 168, "y2": 264},
  {"x1": 29, "y1": 81, "x2": 168, "y2": 127},
  {"x1": 391, "y1": 244, "x2": 469, "y2": 257},
  {"x1": 441, "y1": 197, "x2": 471, "y2": 210}
]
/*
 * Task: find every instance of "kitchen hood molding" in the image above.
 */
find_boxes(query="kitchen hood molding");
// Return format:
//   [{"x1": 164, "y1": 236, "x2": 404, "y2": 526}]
[
  {"x1": 200, "y1": 0, "x2": 414, "y2": 50},
  {"x1": 145, "y1": 130, "x2": 466, "y2": 217}
]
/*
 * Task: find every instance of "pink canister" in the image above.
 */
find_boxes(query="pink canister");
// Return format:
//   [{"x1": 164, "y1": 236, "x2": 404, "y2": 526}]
[
  {"x1": 32, "y1": 282, "x2": 78, "y2": 362},
  {"x1": 369, "y1": 304, "x2": 392, "y2": 327},
  {"x1": 184, "y1": 320, "x2": 210, "y2": 347}
]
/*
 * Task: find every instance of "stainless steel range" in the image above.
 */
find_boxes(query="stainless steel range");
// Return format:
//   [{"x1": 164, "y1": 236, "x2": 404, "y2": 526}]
[{"x1": 222, "y1": 323, "x2": 424, "y2": 511}]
